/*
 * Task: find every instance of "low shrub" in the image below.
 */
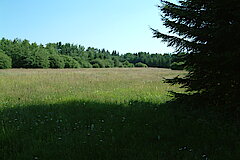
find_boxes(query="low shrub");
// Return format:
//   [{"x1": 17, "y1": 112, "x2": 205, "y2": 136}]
[
  {"x1": 170, "y1": 62, "x2": 185, "y2": 70},
  {"x1": 135, "y1": 62, "x2": 148, "y2": 68},
  {"x1": 122, "y1": 61, "x2": 134, "y2": 68},
  {"x1": 92, "y1": 63, "x2": 100, "y2": 68}
]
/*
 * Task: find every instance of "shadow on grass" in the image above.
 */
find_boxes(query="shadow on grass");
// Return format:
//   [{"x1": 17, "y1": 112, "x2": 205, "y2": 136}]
[{"x1": 1, "y1": 100, "x2": 239, "y2": 160}]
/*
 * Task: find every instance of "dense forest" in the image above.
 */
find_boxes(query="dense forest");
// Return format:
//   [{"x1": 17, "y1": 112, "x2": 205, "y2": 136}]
[{"x1": 0, "y1": 38, "x2": 184, "y2": 69}]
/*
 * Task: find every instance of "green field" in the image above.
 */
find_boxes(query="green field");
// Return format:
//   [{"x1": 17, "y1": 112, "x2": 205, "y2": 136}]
[{"x1": 0, "y1": 68, "x2": 239, "y2": 160}]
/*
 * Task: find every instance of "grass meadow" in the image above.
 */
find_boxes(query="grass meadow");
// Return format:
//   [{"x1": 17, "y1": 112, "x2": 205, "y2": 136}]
[{"x1": 0, "y1": 68, "x2": 239, "y2": 160}]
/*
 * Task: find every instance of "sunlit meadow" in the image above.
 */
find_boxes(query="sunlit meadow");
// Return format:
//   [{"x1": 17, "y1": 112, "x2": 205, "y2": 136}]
[{"x1": 0, "y1": 68, "x2": 185, "y2": 106}]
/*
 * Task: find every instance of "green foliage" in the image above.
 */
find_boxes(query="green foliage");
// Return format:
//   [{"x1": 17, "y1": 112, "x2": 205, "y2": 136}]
[
  {"x1": 152, "y1": 0, "x2": 240, "y2": 110},
  {"x1": 122, "y1": 52, "x2": 172, "y2": 68},
  {"x1": 0, "y1": 50, "x2": 12, "y2": 69},
  {"x1": 61, "y1": 55, "x2": 80, "y2": 68},
  {"x1": 45, "y1": 43, "x2": 58, "y2": 55},
  {"x1": 92, "y1": 63, "x2": 100, "y2": 68},
  {"x1": 74, "y1": 57, "x2": 92, "y2": 68},
  {"x1": 170, "y1": 53, "x2": 186, "y2": 70},
  {"x1": 49, "y1": 54, "x2": 65, "y2": 68},
  {"x1": 0, "y1": 38, "x2": 179, "y2": 69},
  {"x1": 31, "y1": 48, "x2": 50, "y2": 68},
  {"x1": 81, "y1": 61, "x2": 92, "y2": 68},
  {"x1": 112, "y1": 56, "x2": 121, "y2": 67},
  {"x1": 2, "y1": 39, "x2": 32, "y2": 68},
  {"x1": 90, "y1": 59, "x2": 105, "y2": 68},
  {"x1": 170, "y1": 62, "x2": 185, "y2": 70},
  {"x1": 104, "y1": 59, "x2": 114, "y2": 68},
  {"x1": 118, "y1": 62, "x2": 124, "y2": 68},
  {"x1": 122, "y1": 61, "x2": 134, "y2": 68},
  {"x1": 135, "y1": 62, "x2": 148, "y2": 68}
]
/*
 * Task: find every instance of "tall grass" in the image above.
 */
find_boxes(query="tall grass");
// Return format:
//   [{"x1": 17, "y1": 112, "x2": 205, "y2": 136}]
[
  {"x1": 0, "y1": 68, "x2": 185, "y2": 106},
  {"x1": 0, "y1": 68, "x2": 239, "y2": 160}
]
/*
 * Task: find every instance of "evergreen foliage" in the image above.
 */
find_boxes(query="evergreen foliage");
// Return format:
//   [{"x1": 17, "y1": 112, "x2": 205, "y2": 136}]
[{"x1": 152, "y1": 0, "x2": 240, "y2": 110}]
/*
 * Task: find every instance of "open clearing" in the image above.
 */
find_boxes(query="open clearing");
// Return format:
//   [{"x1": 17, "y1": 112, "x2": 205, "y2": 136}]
[
  {"x1": 0, "y1": 68, "x2": 239, "y2": 160},
  {"x1": 0, "y1": 68, "x2": 185, "y2": 106}
]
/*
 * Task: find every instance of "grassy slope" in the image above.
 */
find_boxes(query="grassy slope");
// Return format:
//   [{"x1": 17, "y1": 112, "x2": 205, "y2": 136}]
[{"x1": 0, "y1": 68, "x2": 239, "y2": 160}]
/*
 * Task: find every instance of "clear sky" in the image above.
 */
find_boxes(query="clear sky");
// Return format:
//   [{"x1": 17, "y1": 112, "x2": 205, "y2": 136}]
[{"x1": 0, "y1": 0, "x2": 175, "y2": 54}]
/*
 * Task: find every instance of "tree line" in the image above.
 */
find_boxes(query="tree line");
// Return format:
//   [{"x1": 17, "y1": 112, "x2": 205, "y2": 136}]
[{"x1": 0, "y1": 38, "x2": 184, "y2": 69}]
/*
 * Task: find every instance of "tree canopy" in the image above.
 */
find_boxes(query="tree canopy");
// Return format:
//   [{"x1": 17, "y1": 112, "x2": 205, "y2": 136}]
[
  {"x1": 0, "y1": 50, "x2": 12, "y2": 69},
  {"x1": 0, "y1": 38, "x2": 183, "y2": 69}
]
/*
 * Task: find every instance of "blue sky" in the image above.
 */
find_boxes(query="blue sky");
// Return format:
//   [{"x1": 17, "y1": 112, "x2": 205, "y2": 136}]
[{"x1": 0, "y1": 0, "x2": 174, "y2": 54}]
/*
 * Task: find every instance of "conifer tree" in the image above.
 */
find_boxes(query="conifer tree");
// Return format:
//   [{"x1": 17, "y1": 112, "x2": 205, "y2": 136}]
[{"x1": 152, "y1": 0, "x2": 240, "y2": 109}]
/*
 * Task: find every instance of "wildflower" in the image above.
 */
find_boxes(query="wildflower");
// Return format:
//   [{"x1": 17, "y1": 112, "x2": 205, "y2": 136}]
[
  {"x1": 90, "y1": 124, "x2": 94, "y2": 130},
  {"x1": 202, "y1": 154, "x2": 206, "y2": 158}
]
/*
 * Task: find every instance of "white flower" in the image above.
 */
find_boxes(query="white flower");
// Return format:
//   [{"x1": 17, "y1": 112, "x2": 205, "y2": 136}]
[{"x1": 91, "y1": 124, "x2": 94, "y2": 130}]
